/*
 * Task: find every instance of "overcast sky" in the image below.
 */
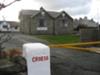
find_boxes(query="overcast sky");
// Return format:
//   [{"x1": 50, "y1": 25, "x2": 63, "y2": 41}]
[{"x1": 0, "y1": 0, "x2": 100, "y2": 23}]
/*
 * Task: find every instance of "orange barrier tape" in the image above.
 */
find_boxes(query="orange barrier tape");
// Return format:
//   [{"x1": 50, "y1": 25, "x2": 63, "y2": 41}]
[
  {"x1": 49, "y1": 41, "x2": 100, "y2": 47},
  {"x1": 49, "y1": 41, "x2": 100, "y2": 53}
]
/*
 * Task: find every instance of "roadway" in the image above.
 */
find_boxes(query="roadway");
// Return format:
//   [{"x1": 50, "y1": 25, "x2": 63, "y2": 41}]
[
  {"x1": 51, "y1": 48, "x2": 100, "y2": 75},
  {"x1": 1, "y1": 33, "x2": 100, "y2": 75}
]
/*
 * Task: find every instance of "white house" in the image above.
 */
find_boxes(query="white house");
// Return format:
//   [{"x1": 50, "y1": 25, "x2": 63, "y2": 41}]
[
  {"x1": 0, "y1": 21, "x2": 19, "y2": 32},
  {"x1": 0, "y1": 21, "x2": 10, "y2": 32}
]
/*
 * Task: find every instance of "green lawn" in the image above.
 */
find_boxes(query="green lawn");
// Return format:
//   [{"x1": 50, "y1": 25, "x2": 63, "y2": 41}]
[{"x1": 35, "y1": 34, "x2": 80, "y2": 44}]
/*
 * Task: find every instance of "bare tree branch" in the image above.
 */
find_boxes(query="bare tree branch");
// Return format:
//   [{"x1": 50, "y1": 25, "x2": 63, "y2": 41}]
[
  {"x1": 0, "y1": 0, "x2": 21, "y2": 58},
  {"x1": 0, "y1": 0, "x2": 21, "y2": 10}
]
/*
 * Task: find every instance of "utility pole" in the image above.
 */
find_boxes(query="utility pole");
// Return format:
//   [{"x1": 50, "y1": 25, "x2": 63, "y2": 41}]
[{"x1": 0, "y1": 0, "x2": 21, "y2": 10}]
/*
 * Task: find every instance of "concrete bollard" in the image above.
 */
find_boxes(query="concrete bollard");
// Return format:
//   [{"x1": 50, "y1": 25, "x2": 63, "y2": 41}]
[{"x1": 23, "y1": 43, "x2": 51, "y2": 75}]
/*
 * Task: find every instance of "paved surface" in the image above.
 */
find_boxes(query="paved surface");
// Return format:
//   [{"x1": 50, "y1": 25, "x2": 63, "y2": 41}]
[
  {"x1": 51, "y1": 48, "x2": 100, "y2": 75},
  {"x1": 2, "y1": 33, "x2": 49, "y2": 49},
  {"x1": 1, "y1": 33, "x2": 100, "y2": 75}
]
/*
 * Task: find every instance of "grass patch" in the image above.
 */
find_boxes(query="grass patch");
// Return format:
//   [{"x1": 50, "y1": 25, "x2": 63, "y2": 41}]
[{"x1": 35, "y1": 34, "x2": 80, "y2": 44}]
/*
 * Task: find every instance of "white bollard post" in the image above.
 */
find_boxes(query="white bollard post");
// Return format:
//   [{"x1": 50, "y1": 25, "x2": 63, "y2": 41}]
[{"x1": 23, "y1": 43, "x2": 51, "y2": 75}]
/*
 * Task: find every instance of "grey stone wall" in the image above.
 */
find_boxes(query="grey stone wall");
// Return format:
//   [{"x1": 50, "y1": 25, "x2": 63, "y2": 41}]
[
  {"x1": 20, "y1": 16, "x2": 31, "y2": 34},
  {"x1": 55, "y1": 15, "x2": 73, "y2": 35},
  {"x1": 19, "y1": 11, "x2": 74, "y2": 35},
  {"x1": 30, "y1": 13, "x2": 54, "y2": 35}
]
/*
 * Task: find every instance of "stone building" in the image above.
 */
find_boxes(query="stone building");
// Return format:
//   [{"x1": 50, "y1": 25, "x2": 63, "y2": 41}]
[
  {"x1": 74, "y1": 17, "x2": 99, "y2": 31},
  {"x1": 74, "y1": 17, "x2": 100, "y2": 41},
  {"x1": 19, "y1": 7, "x2": 74, "y2": 35}
]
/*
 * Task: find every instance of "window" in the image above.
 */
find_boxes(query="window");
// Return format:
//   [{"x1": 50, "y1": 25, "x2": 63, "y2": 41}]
[
  {"x1": 37, "y1": 18, "x2": 48, "y2": 31},
  {"x1": 62, "y1": 19, "x2": 68, "y2": 27},
  {"x1": 39, "y1": 18, "x2": 45, "y2": 27},
  {"x1": 41, "y1": 11, "x2": 45, "y2": 16},
  {"x1": 3, "y1": 25, "x2": 8, "y2": 28},
  {"x1": 62, "y1": 13, "x2": 65, "y2": 17},
  {"x1": 62, "y1": 19, "x2": 65, "y2": 25},
  {"x1": 15, "y1": 26, "x2": 18, "y2": 29},
  {"x1": 37, "y1": 27, "x2": 48, "y2": 31},
  {"x1": 65, "y1": 23, "x2": 68, "y2": 27}
]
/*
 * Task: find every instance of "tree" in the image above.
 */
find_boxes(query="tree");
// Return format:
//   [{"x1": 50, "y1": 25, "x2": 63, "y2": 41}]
[
  {"x1": 0, "y1": 0, "x2": 21, "y2": 10},
  {"x1": 0, "y1": 0, "x2": 21, "y2": 58},
  {"x1": 0, "y1": 1, "x2": 27, "y2": 75}
]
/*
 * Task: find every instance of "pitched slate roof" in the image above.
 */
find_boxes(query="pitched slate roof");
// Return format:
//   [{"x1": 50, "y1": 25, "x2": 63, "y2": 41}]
[
  {"x1": 74, "y1": 18, "x2": 99, "y2": 28},
  {"x1": 19, "y1": 8, "x2": 72, "y2": 19},
  {"x1": 8, "y1": 21, "x2": 19, "y2": 27},
  {"x1": 19, "y1": 10, "x2": 39, "y2": 16},
  {"x1": 48, "y1": 11, "x2": 60, "y2": 18},
  {"x1": 20, "y1": 10, "x2": 60, "y2": 18}
]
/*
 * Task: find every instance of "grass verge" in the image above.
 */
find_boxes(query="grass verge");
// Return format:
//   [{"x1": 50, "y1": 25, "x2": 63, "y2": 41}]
[{"x1": 35, "y1": 34, "x2": 80, "y2": 44}]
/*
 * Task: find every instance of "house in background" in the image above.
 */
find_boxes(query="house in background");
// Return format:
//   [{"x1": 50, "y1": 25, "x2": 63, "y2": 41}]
[
  {"x1": 8, "y1": 21, "x2": 20, "y2": 32},
  {"x1": 54, "y1": 11, "x2": 73, "y2": 34},
  {"x1": 19, "y1": 7, "x2": 74, "y2": 35},
  {"x1": 73, "y1": 17, "x2": 100, "y2": 41},
  {"x1": 0, "y1": 21, "x2": 10, "y2": 32},
  {"x1": 0, "y1": 21, "x2": 19, "y2": 32},
  {"x1": 74, "y1": 17, "x2": 100, "y2": 31}
]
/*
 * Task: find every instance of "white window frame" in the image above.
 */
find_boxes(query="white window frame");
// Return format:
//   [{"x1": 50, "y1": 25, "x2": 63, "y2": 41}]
[
  {"x1": 64, "y1": 23, "x2": 68, "y2": 27},
  {"x1": 37, "y1": 27, "x2": 48, "y2": 31}
]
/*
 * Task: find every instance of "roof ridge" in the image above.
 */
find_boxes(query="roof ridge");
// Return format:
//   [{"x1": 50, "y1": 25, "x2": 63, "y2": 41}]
[{"x1": 20, "y1": 9, "x2": 72, "y2": 19}]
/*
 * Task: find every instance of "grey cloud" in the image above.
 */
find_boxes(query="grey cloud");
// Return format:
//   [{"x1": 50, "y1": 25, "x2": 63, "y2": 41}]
[
  {"x1": 35, "y1": 0, "x2": 91, "y2": 9},
  {"x1": 35, "y1": 0, "x2": 92, "y2": 16},
  {"x1": 65, "y1": 4, "x2": 91, "y2": 16}
]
